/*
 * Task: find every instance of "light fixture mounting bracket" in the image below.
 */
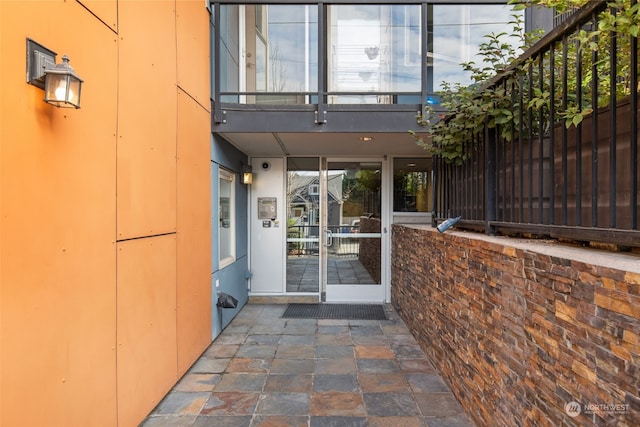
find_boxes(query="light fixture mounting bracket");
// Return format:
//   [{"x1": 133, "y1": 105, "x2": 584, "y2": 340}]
[{"x1": 26, "y1": 39, "x2": 57, "y2": 89}]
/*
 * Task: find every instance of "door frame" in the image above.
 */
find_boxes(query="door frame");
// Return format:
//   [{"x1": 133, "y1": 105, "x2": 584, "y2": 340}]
[{"x1": 321, "y1": 157, "x2": 389, "y2": 303}]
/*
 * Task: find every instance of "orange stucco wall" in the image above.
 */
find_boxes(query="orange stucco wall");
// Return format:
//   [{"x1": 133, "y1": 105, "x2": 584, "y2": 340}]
[{"x1": 0, "y1": 1, "x2": 212, "y2": 426}]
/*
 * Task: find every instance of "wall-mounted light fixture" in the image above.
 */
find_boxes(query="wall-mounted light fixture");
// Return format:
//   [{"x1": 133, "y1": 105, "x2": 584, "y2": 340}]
[
  {"x1": 242, "y1": 164, "x2": 253, "y2": 185},
  {"x1": 242, "y1": 170, "x2": 253, "y2": 185},
  {"x1": 26, "y1": 39, "x2": 83, "y2": 109}
]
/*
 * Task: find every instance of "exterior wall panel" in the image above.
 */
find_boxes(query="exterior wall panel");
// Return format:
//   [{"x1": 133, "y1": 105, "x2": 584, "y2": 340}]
[
  {"x1": 77, "y1": 0, "x2": 119, "y2": 32},
  {"x1": 0, "y1": 1, "x2": 118, "y2": 427},
  {"x1": 116, "y1": 235, "x2": 178, "y2": 427},
  {"x1": 1, "y1": 1, "x2": 213, "y2": 426},
  {"x1": 176, "y1": 89, "x2": 212, "y2": 374},
  {"x1": 117, "y1": 0, "x2": 178, "y2": 240},
  {"x1": 177, "y1": 0, "x2": 211, "y2": 108}
]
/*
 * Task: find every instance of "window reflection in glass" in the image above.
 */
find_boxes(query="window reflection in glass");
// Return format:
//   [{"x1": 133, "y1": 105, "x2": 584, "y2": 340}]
[
  {"x1": 219, "y1": 169, "x2": 235, "y2": 267},
  {"x1": 430, "y1": 5, "x2": 522, "y2": 90},
  {"x1": 328, "y1": 5, "x2": 421, "y2": 104},
  {"x1": 393, "y1": 158, "x2": 432, "y2": 213}
]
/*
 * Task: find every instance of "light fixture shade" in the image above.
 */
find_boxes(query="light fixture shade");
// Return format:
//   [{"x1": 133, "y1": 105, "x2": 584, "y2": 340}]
[
  {"x1": 242, "y1": 172, "x2": 253, "y2": 185},
  {"x1": 44, "y1": 55, "x2": 83, "y2": 109}
]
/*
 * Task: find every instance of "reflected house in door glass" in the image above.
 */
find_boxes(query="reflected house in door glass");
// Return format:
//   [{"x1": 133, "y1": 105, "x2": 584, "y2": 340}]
[{"x1": 287, "y1": 173, "x2": 342, "y2": 256}]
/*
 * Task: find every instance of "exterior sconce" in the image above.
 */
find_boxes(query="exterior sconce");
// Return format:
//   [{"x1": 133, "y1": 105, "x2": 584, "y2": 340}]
[
  {"x1": 26, "y1": 39, "x2": 83, "y2": 109},
  {"x1": 242, "y1": 164, "x2": 253, "y2": 185},
  {"x1": 242, "y1": 171, "x2": 253, "y2": 185},
  {"x1": 43, "y1": 55, "x2": 83, "y2": 109}
]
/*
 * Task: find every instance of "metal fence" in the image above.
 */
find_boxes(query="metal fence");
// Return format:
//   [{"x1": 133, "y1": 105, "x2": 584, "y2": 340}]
[{"x1": 433, "y1": 0, "x2": 639, "y2": 248}]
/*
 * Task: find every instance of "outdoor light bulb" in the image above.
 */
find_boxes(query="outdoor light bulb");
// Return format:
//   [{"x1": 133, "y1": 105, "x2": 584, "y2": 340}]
[{"x1": 54, "y1": 82, "x2": 67, "y2": 101}]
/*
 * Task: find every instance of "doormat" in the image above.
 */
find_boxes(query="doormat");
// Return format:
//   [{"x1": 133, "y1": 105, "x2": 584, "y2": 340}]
[{"x1": 282, "y1": 303, "x2": 387, "y2": 320}]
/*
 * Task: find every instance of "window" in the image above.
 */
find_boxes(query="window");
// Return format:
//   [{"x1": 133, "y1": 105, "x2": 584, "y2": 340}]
[
  {"x1": 393, "y1": 158, "x2": 432, "y2": 213},
  {"x1": 430, "y1": 5, "x2": 521, "y2": 89},
  {"x1": 219, "y1": 168, "x2": 236, "y2": 268}
]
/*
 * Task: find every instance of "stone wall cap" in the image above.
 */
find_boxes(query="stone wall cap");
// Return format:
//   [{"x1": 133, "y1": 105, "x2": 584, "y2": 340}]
[{"x1": 395, "y1": 224, "x2": 640, "y2": 274}]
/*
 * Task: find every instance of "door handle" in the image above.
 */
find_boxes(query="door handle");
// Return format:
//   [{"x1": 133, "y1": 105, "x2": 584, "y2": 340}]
[{"x1": 325, "y1": 229, "x2": 333, "y2": 247}]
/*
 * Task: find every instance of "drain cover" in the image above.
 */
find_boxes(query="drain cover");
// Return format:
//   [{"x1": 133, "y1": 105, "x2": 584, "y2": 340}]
[{"x1": 282, "y1": 303, "x2": 386, "y2": 320}]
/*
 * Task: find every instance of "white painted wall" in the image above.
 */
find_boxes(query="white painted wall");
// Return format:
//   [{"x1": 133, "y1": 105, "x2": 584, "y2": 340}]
[{"x1": 248, "y1": 158, "x2": 285, "y2": 293}]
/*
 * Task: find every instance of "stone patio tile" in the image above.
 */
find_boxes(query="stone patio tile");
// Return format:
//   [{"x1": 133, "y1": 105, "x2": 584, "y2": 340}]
[
  {"x1": 205, "y1": 344, "x2": 239, "y2": 358},
  {"x1": 351, "y1": 334, "x2": 389, "y2": 346},
  {"x1": 193, "y1": 415, "x2": 252, "y2": 427},
  {"x1": 140, "y1": 415, "x2": 198, "y2": 427},
  {"x1": 246, "y1": 335, "x2": 282, "y2": 345},
  {"x1": 316, "y1": 333, "x2": 352, "y2": 345},
  {"x1": 250, "y1": 323, "x2": 287, "y2": 335},
  {"x1": 399, "y1": 359, "x2": 436, "y2": 373},
  {"x1": 280, "y1": 334, "x2": 315, "y2": 345},
  {"x1": 388, "y1": 334, "x2": 419, "y2": 346},
  {"x1": 363, "y1": 392, "x2": 421, "y2": 416},
  {"x1": 407, "y1": 374, "x2": 450, "y2": 393},
  {"x1": 214, "y1": 334, "x2": 247, "y2": 345},
  {"x1": 318, "y1": 325, "x2": 350, "y2": 334},
  {"x1": 414, "y1": 393, "x2": 466, "y2": 417},
  {"x1": 423, "y1": 414, "x2": 476, "y2": 427},
  {"x1": 313, "y1": 374, "x2": 359, "y2": 392},
  {"x1": 381, "y1": 324, "x2": 412, "y2": 335},
  {"x1": 225, "y1": 357, "x2": 271, "y2": 373},
  {"x1": 235, "y1": 345, "x2": 277, "y2": 358},
  {"x1": 310, "y1": 392, "x2": 366, "y2": 416},
  {"x1": 153, "y1": 391, "x2": 210, "y2": 415},
  {"x1": 392, "y1": 344, "x2": 429, "y2": 359},
  {"x1": 315, "y1": 345, "x2": 354, "y2": 359},
  {"x1": 223, "y1": 325, "x2": 252, "y2": 335},
  {"x1": 200, "y1": 392, "x2": 259, "y2": 416},
  {"x1": 356, "y1": 358, "x2": 400, "y2": 374},
  {"x1": 270, "y1": 358, "x2": 315, "y2": 374},
  {"x1": 368, "y1": 416, "x2": 427, "y2": 427},
  {"x1": 264, "y1": 374, "x2": 313, "y2": 393},
  {"x1": 349, "y1": 325, "x2": 383, "y2": 336},
  {"x1": 174, "y1": 373, "x2": 221, "y2": 392},
  {"x1": 276, "y1": 345, "x2": 316, "y2": 359},
  {"x1": 314, "y1": 358, "x2": 356, "y2": 375},
  {"x1": 190, "y1": 358, "x2": 231, "y2": 374},
  {"x1": 318, "y1": 319, "x2": 350, "y2": 326},
  {"x1": 309, "y1": 416, "x2": 367, "y2": 427},
  {"x1": 283, "y1": 324, "x2": 317, "y2": 335},
  {"x1": 256, "y1": 392, "x2": 310, "y2": 416},
  {"x1": 249, "y1": 415, "x2": 309, "y2": 427},
  {"x1": 214, "y1": 373, "x2": 267, "y2": 392},
  {"x1": 358, "y1": 373, "x2": 410, "y2": 393},
  {"x1": 354, "y1": 345, "x2": 395, "y2": 359}
]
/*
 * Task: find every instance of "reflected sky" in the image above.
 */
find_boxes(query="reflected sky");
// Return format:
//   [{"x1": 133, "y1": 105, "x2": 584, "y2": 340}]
[{"x1": 220, "y1": 4, "x2": 522, "y2": 95}]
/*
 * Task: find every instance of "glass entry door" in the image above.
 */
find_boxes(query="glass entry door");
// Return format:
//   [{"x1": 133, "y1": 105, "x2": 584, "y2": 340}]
[{"x1": 323, "y1": 160, "x2": 384, "y2": 302}]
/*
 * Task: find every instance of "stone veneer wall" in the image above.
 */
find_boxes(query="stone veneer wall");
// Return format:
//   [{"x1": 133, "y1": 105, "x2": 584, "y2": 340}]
[
  {"x1": 391, "y1": 224, "x2": 640, "y2": 427},
  {"x1": 359, "y1": 217, "x2": 382, "y2": 284}
]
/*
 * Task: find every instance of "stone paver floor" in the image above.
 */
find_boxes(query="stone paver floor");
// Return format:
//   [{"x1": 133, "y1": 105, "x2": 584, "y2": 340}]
[{"x1": 140, "y1": 304, "x2": 475, "y2": 427}]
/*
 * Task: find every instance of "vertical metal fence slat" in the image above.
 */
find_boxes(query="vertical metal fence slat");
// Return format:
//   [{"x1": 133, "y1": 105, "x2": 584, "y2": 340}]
[
  {"x1": 528, "y1": 62, "x2": 534, "y2": 223},
  {"x1": 562, "y1": 35, "x2": 569, "y2": 225},
  {"x1": 538, "y1": 53, "x2": 546, "y2": 224},
  {"x1": 486, "y1": 125, "x2": 497, "y2": 234},
  {"x1": 510, "y1": 80, "x2": 517, "y2": 222},
  {"x1": 549, "y1": 43, "x2": 556, "y2": 225},
  {"x1": 519, "y1": 75, "x2": 525, "y2": 223},
  {"x1": 576, "y1": 36, "x2": 584, "y2": 226},
  {"x1": 632, "y1": 2, "x2": 639, "y2": 230},
  {"x1": 609, "y1": 10, "x2": 618, "y2": 228},
  {"x1": 591, "y1": 13, "x2": 600, "y2": 228}
]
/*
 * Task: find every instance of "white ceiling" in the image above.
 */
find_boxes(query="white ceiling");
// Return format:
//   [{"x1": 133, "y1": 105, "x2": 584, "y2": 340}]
[{"x1": 217, "y1": 131, "x2": 432, "y2": 157}]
